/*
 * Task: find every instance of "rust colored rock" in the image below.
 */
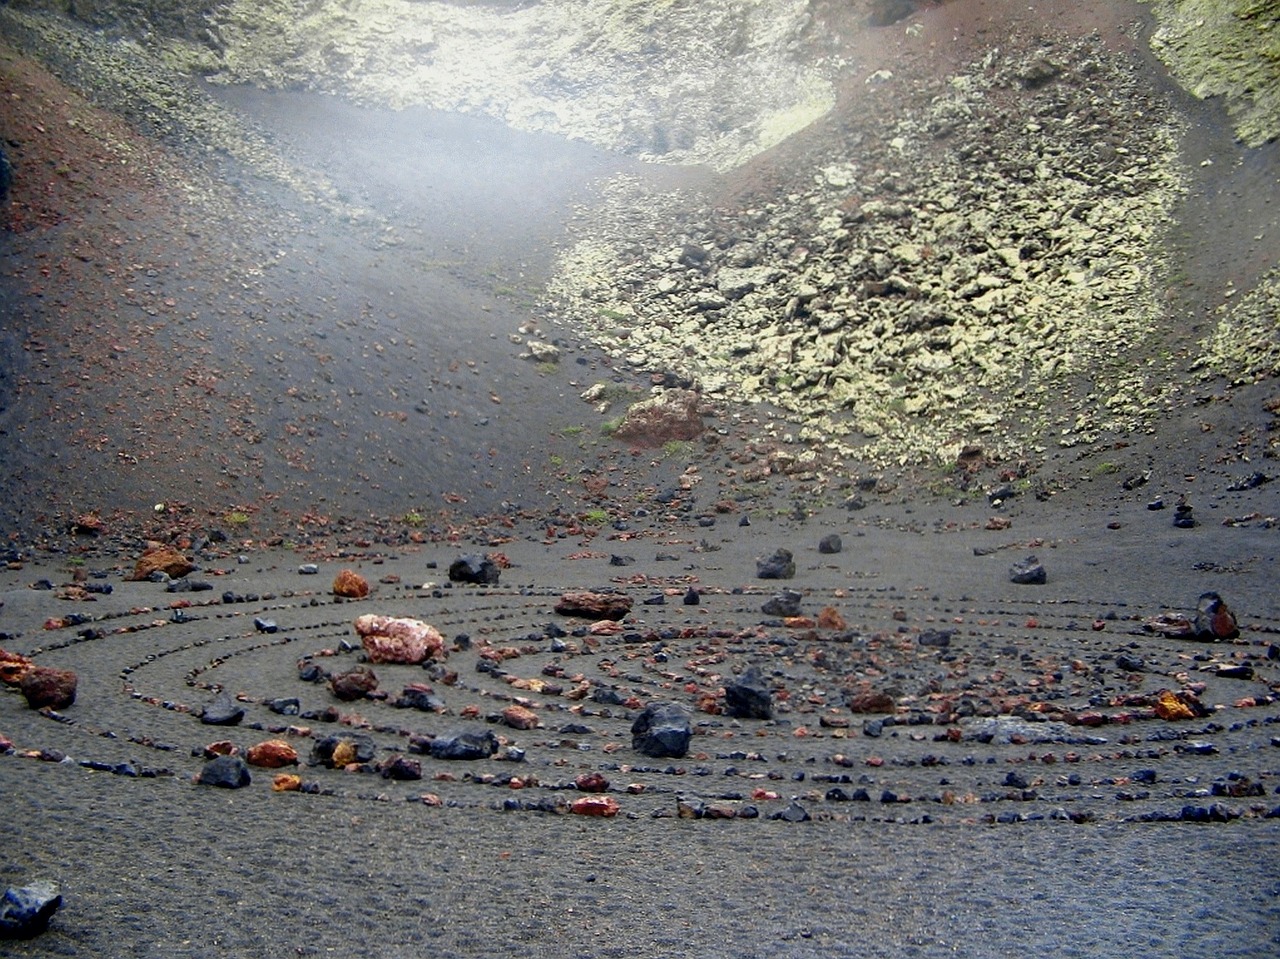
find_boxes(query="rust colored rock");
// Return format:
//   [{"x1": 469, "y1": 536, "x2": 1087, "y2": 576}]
[
  {"x1": 554, "y1": 590, "x2": 633, "y2": 621},
  {"x1": 330, "y1": 665, "x2": 378, "y2": 701},
  {"x1": 20, "y1": 666, "x2": 77, "y2": 710},
  {"x1": 817, "y1": 606, "x2": 847, "y2": 630},
  {"x1": 501, "y1": 704, "x2": 540, "y2": 730},
  {"x1": 574, "y1": 771, "x2": 610, "y2": 793},
  {"x1": 1154, "y1": 689, "x2": 1207, "y2": 721},
  {"x1": 332, "y1": 569, "x2": 370, "y2": 599},
  {"x1": 246, "y1": 740, "x2": 299, "y2": 768},
  {"x1": 272, "y1": 774, "x2": 303, "y2": 792},
  {"x1": 0, "y1": 648, "x2": 33, "y2": 686},
  {"x1": 353, "y1": 614, "x2": 444, "y2": 665},
  {"x1": 845, "y1": 689, "x2": 895, "y2": 714},
  {"x1": 202, "y1": 740, "x2": 239, "y2": 759},
  {"x1": 612, "y1": 388, "x2": 703, "y2": 447},
  {"x1": 129, "y1": 545, "x2": 194, "y2": 581},
  {"x1": 570, "y1": 795, "x2": 620, "y2": 817}
]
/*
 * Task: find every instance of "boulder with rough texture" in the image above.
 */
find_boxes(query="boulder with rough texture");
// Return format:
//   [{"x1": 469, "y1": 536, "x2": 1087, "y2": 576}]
[
  {"x1": 199, "y1": 691, "x2": 244, "y2": 726},
  {"x1": 245, "y1": 740, "x2": 299, "y2": 768},
  {"x1": 196, "y1": 755, "x2": 251, "y2": 788},
  {"x1": 1009, "y1": 555, "x2": 1047, "y2": 585},
  {"x1": 501, "y1": 704, "x2": 540, "y2": 730},
  {"x1": 427, "y1": 729, "x2": 499, "y2": 761},
  {"x1": 756, "y1": 548, "x2": 795, "y2": 580},
  {"x1": 332, "y1": 569, "x2": 370, "y2": 598},
  {"x1": 20, "y1": 667, "x2": 77, "y2": 710},
  {"x1": 818, "y1": 533, "x2": 842, "y2": 554},
  {"x1": 630, "y1": 702, "x2": 692, "y2": 758},
  {"x1": 354, "y1": 614, "x2": 444, "y2": 665},
  {"x1": 329, "y1": 665, "x2": 378, "y2": 701},
  {"x1": 554, "y1": 590, "x2": 633, "y2": 621},
  {"x1": 761, "y1": 589, "x2": 803, "y2": 617},
  {"x1": 0, "y1": 649, "x2": 33, "y2": 686},
  {"x1": 129, "y1": 545, "x2": 194, "y2": 581},
  {"x1": 846, "y1": 689, "x2": 895, "y2": 714},
  {"x1": 448, "y1": 555, "x2": 501, "y2": 585},
  {"x1": 0, "y1": 880, "x2": 62, "y2": 939},
  {"x1": 724, "y1": 665, "x2": 773, "y2": 720},
  {"x1": 612, "y1": 389, "x2": 703, "y2": 447},
  {"x1": 379, "y1": 755, "x2": 422, "y2": 780},
  {"x1": 570, "y1": 795, "x2": 620, "y2": 817}
]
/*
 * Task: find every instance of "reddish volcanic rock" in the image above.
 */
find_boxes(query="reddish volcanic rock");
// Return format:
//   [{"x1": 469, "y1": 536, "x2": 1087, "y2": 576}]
[
  {"x1": 570, "y1": 795, "x2": 621, "y2": 817},
  {"x1": 246, "y1": 740, "x2": 299, "y2": 768},
  {"x1": 353, "y1": 614, "x2": 445, "y2": 665},
  {"x1": 20, "y1": 666, "x2": 77, "y2": 710},
  {"x1": 845, "y1": 689, "x2": 895, "y2": 714},
  {"x1": 612, "y1": 388, "x2": 703, "y2": 447},
  {"x1": 554, "y1": 590, "x2": 633, "y2": 621},
  {"x1": 330, "y1": 666, "x2": 378, "y2": 701},
  {"x1": 332, "y1": 569, "x2": 370, "y2": 599},
  {"x1": 0, "y1": 648, "x2": 33, "y2": 686},
  {"x1": 501, "y1": 704, "x2": 540, "y2": 730},
  {"x1": 574, "y1": 772, "x2": 610, "y2": 793},
  {"x1": 129, "y1": 544, "x2": 194, "y2": 581}
]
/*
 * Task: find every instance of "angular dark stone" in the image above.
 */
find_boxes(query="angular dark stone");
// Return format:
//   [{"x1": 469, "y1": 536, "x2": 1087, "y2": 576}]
[
  {"x1": 817, "y1": 534, "x2": 842, "y2": 555},
  {"x1": 1116, "y1": 654, "x2": 1145, "y2": 672},
  {"x1": 200, "y1": 691, "x2": 245, "y2": 726},
  {"x1": 428, "y1": 729, "x2": 499, "y2": 761},
  {"x1": 630, "y1": 702, "x2": 692, "y2": 758},
  {"x1": 393, "y1": 687, "x2": 446, "y2": 712},
  {"x1": 448, "y1": 555, "x2": 500, "y2": 585},
  {"x1": 1009, "y1": 555, "x2": 1047, "y2": 585},
  {"x1": 196, "y1": 755, "x2": 251, "y2": 789},
  {"x1": 266, "y1": 697, "x2": 301, "y2": 716},
  {"x1": 770, "y1": 800, "x2": 810, "y2": 822},
  {"x1": 379, "y1": 755, "x2": 423, "y2": 781},
  {"x1": 724, "y1": 665, "x2": 773, "y2": 720},
  {"x1": 756, "y1": 548, "x2": 796, "y2": 580},
  {"x1": 917, "y1": 629, "x2": 952, "y2": 648},
  {"x1": 761, "y1": 589, "x2": 803, "y2": 618},
  {"x1": 0, "y1": 880, "x2": 62, "y2": 939}
]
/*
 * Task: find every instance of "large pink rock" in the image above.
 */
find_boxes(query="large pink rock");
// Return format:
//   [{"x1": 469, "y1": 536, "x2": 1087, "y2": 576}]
[{"x1": 353, "y1": 614, "x2": 445, "y2": 665}]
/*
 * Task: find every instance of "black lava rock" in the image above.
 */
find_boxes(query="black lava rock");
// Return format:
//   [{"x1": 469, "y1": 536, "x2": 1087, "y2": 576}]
[
  {"x1": 196, "y1": 756, "x2": 251, "y2": 789},
  {"x1": 428, "y1": 729, "x2": 499, "y2": 761},
  {"x1": 448, "y1": 555, "x2": 500, "y2": 585},
  {"x1": 755, "y1": 548, "x2": 796, "y2": 580},
  {"x1": 630, "y1": 702, "x2": 692, "y2": 758},
  {"x1": 199, "y1": 691, "x2": 245, "y2": 726},
  {"x1": 1009, "y1": 555, "x2": 1047, "y2": 585},
  {"x1": 818, "y1": 534, "x2": 842, "y2": 554},
  {"x1": 761, "y1": 589, "x2": 803, "y2": 618},
  {"x1": 724, "y1": 665, "x2": 773, "y2": 720},
  {"x1": 0, "y1": 880, "x2": 62, "y2": 939}
]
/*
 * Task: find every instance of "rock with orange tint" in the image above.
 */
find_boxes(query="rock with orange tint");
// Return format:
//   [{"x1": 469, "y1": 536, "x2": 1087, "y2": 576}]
[
  {"x1": 817, "y1": 606, "x2": 846, "y2": 630},
  {"x1": 353, "y1": 614, "x2": 444, "y2": 665},
  {"x1": 246, "y1": 740, "x2": 299, "y2": 768},
  {"x1": 202, "y1": 740, "x2": 239, "y2": 759},
  {"x1": 555, "y1": 590, "x2": 632, "y2": 621},
  {"x1": 845, "y1": 689, "x2": 895, "y2": 714},
  {"x1": 0, "y1": 649, "x2": 33, "y2": 686},
  {"x1": 20, "y1": 666, "x2": 77, "y2": 710},
  {"x1": 332, "y1": 569, "x2": 370, "y2": 599},
  {"x1": 272, "y1": 774, "x2": 302, "y2": 792},
  {"x1": 1154, "y1": 689, "x2": 1207, "y2": 721},
  {"x1": 570, "y1": 795, "x2": 620, "y2": 817},
  {"x1": 129, "y1": 544, "x2": 194, "y2": 581},
  {"x1": 501, "y1": 704, "x2": 540, "y2": 730}
]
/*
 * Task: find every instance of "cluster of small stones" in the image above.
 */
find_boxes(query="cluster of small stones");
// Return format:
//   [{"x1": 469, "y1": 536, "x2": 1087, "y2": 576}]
[{"x1": 547, "y1": 40, "x2": 1188, "y2": 469}]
